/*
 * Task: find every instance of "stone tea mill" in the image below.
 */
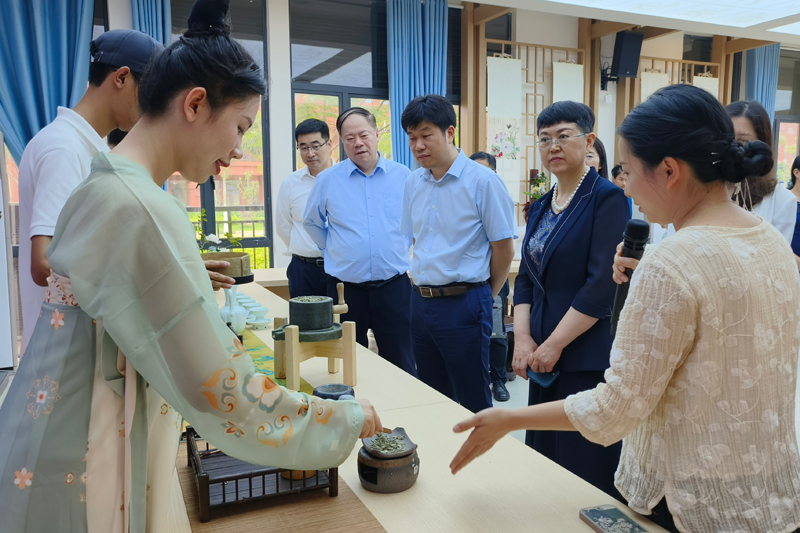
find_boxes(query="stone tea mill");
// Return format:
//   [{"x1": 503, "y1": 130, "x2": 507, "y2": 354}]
[{"x1": 272, "y1": 283, "x2": 356, "y2": 390}]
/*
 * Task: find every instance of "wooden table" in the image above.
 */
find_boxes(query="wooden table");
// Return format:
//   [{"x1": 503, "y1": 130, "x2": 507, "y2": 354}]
[
  {"x1": 213, "y1": 283, "x2": 666, "y2": 533},
  {"x1": 253, "y1": 259, "x2": 521, "y2": 304}
]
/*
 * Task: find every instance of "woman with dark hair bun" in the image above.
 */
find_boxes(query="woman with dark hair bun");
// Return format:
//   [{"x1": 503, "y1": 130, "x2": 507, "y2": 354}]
[
  {"x1": 450, "y1": 85, "x2": 800, "y2": 533},
  {"x1": 0, "y1": 1, "x2": 380, "y2": 530},
  {"x1": 726, "y1": 100, "x2": 797, "y2": 242}
]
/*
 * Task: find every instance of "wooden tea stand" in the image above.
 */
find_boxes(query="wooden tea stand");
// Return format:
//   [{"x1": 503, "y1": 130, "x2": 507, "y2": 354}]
[{"x1": 274, "y1": 283, "x2": 357, "y2": 390}]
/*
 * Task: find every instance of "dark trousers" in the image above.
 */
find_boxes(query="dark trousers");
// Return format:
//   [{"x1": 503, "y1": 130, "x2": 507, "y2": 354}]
[
  {"x1": 489, "y1": 280, "x2": 510, "y2": 384},
  {"x1": 287, "y1": 256, "x2": 329, "y2": 298},
  {"x1": 526, "y1": 370, "x2": 622, "y2": 500},
  {"x1": 327, "y1": 274, "x2": 416, "y2": 377},
  {"x1": 489, "y1": 338, "x2": 508, "y2": 383},
  {"x1": 411, "y1": 284, "x2": 493, "y2": 413}
]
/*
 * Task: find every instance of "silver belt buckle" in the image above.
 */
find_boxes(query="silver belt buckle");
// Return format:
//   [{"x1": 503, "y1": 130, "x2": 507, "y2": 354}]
[{"x1": 420, "y1": 286, "x2": 434, "y2": 298}]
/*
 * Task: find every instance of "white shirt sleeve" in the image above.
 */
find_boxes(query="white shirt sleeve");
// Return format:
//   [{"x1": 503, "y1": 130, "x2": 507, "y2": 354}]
[
  {"x1": 276, "y1": 177, "x2": 293, "y2": 249},
  {"x1": 29, "y1": 148, "x2": 86, "y2": 237},
  {"x1": 770, "y1": 185, "x2": 798, "y2": 244}
]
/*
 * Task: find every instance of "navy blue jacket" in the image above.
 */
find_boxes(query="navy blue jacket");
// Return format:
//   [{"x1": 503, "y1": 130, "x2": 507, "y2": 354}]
[{"x1": 514, "y1": 170, "x2": 629, "y2": 373}]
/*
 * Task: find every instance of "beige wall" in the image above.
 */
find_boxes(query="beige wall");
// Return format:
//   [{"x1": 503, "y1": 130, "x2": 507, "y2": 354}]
[
  {"x1": 512, "y1": 10, "x2": 579, "y2": 49},
  {"x1": 640, "y1": 31, "x2": 684, "y2": 60}
]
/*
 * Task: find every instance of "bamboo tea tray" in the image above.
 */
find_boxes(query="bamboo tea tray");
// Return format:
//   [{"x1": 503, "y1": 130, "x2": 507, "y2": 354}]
[{"x1": 185, "y1": 426, "x2": 338, "y2": 522}]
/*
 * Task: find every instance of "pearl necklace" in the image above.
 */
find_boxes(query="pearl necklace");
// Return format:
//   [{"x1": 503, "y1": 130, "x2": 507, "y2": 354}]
[{"x1": 551, "y1": 166, "x2": 589, "y2": 214}]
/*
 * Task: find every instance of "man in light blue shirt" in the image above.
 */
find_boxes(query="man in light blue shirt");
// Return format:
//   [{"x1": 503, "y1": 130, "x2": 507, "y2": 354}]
[
  {"x1": 304, "y1": 107, "x2": 416, "y2": 376},
  {"x1": 401, "y1": 95, "x2": 517, "y2": 413}
]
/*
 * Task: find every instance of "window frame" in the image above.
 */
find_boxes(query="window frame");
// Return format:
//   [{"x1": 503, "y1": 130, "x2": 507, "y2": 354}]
[
  {"x1": 192, "y1": 2, "x2": 274, "y2": 266},
  {"x1": 291, "y1": 84, "x2": 389, "y2": 169}
]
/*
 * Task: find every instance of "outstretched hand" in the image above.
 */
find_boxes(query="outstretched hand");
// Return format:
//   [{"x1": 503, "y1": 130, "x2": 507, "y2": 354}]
[{"x1": 450, "y1": 408, "x2": 516, "y2": 475}]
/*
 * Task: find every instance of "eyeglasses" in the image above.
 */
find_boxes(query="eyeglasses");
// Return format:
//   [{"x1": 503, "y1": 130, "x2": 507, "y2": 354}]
[
  {"x1": 536, "y1": 133, "x2": 588, "y2": 150},
  {"x1": 298, "y1": 143, "x2": 326, "y2": 154}
]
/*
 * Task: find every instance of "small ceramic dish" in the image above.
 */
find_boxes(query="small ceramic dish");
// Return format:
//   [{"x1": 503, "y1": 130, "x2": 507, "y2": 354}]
[
  {"x1": 241, "y1": 301, "x2": 261, "y2": 310},
  {"x1": 248, "y1": 307, "x2": 269, "y2": 318},
  {"x1": 247, "y1": 317, "x2": 272, "y2": 330},
  {"x1": 362, "y1": 427, "x2": 417, "y2": 459}
]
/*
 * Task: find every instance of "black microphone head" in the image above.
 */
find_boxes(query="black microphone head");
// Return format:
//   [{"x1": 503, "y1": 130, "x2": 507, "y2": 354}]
[{"x1": 623, "y1": 219, "x2": 650, "y2": 243}]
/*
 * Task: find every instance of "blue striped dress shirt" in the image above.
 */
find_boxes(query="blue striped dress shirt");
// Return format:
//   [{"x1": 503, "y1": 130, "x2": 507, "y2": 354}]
[
  {"x1": 303, "y1": 155, "x2": 411, "y2": 283},
  {"x1": 401, "y1": 150, "x2": 517, "y2": 286}
]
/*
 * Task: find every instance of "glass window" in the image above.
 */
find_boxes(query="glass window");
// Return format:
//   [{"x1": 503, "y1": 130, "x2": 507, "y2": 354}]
[
  {"x1": 683, "y1": 35, "x2": 713, "y2": 62},
  {"x1": 351, "y1": 97, "x2": 391, "y2": 160},
  {"x1": 170, "y1": 0, "x2": 271, "y2": 266},
  {"x1": 777, "y1": 49, "x2": 800, "y2": 117},
  {"x1": 289, "y1": 0, "x2": 388, "y2": 89},
  {"x1": 777, "y1": 121, "x2": 799, "y2": 185},
  {"x1": 93, "y1": 0, "x2": 108, "y2": 39},
  {"x1": 447, "y1": 8, "x2": 461, "y2": 100},
  {"x1": 294, "y1": 93, "x2": 341, "y2": 169}
]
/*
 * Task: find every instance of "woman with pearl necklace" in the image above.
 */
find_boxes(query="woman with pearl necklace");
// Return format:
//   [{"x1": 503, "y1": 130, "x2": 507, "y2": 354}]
[{"x1": 505, "y1": 101, "x2": 629, "y2": 498}]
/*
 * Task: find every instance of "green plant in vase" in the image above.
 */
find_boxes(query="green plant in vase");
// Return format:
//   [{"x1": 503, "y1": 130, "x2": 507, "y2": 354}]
[{"x1": 523, "y1": 171, "x2": 549, "y2": 201}]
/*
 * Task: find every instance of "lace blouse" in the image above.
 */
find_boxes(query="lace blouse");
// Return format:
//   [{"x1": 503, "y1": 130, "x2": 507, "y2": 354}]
[
  {"x1": 565, "y1": 221, "x2": 800, "y2": 533},
  {"x1": 526, "y1": 206, "x2": 563, "y2": 275}
]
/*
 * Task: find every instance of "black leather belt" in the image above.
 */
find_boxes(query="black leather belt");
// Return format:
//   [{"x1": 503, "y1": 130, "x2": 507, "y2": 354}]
[
  {"x1": 345, "y1": 273, "x2": 403, "y2": 289},
  {"x1": 292, "y1": 254, "x2": 324, "y2": 267},
  {"x1": 413, "y1": 280, "x2": 488, "y2": 298}
]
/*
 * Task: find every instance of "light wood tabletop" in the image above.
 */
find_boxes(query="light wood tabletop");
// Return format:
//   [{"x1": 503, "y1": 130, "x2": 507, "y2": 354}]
[
  {"x1": 210, "y1": 282, "x2": 667, "y2": 533},
  {"x1": 252, "y1": 260, "x2": 521, "y2": 303}
]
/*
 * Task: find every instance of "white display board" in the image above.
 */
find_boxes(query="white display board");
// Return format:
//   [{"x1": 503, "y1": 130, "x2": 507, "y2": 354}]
[
  {"x1": 552, "y1": 62, "x2": 585, "y2": 104},
  {"x1": 487, "y1": 57, "x2": 523, "y2": 203},
  {"x1": 693, "y1": 76, "x2": 720, "y2": 99},
  {"x1": 640, "y1": 71, "x2": 670, "y2": 101}
]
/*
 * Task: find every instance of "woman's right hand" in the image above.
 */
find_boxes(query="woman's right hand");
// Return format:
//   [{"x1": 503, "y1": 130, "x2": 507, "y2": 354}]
[
  {"x1": 512, "y1": 333, "x2": 538, "y2": 380},
  {"x1": 612, "y1": 242, "x2": 640, "y2": 285},
  {"x1": 356, "y1": 399, "x2": 382, "y2": 438}
]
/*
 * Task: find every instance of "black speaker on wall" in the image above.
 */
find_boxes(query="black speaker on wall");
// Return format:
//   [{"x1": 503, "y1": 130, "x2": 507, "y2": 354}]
[{"x1": 610, "y1": 31, "x2": 644, "y2": 78}]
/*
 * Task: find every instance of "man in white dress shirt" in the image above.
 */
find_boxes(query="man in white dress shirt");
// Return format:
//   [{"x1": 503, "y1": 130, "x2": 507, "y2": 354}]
[{"x1": 276, "y1": 119, "x2": 334, "y2": 297}]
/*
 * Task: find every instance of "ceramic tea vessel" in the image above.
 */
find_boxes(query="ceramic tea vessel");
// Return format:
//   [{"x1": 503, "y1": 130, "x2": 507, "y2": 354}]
[{"x1": 221, "y1": 287, "x2": 248, "y2": 334}]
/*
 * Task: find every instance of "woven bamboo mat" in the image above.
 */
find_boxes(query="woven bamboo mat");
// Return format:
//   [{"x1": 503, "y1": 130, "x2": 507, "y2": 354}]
[{"x1": 176, "y1": 442, "x2": 385, "y2": 532}]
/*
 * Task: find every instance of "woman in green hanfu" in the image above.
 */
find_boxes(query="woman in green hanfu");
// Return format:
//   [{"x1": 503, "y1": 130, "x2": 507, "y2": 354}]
[{"x1": 0, "y1": 1, "x2": 381, "y2": 531}]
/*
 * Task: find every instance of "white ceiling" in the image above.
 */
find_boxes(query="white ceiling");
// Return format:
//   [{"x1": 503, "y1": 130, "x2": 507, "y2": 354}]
[{"x1": 470, "y1": 0, "x2": 800, "y2": 45}]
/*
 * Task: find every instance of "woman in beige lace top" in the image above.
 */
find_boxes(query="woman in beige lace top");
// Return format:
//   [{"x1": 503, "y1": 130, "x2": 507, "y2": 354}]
[{"x1": 450, "y1": 84, "x2": 800, "y2": 533}]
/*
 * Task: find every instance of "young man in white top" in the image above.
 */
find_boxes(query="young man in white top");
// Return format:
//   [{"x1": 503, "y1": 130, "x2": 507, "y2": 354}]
[
  {"x1": 18, "y1": 30, "x2": 164, "y2": 355},
  {"x1": 276, "y1": 119, "x2": 334, "y2": 297}
]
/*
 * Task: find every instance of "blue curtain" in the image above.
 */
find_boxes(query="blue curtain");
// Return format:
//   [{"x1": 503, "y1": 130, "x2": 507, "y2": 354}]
[
  {"x1": 132, "y1": 0, "x2": 172, "y2": 46},
  {"x1": 745, "y1": 43, "x2": 781, "y2": 122},
  {"x1": 387, "y1": 0, "x2": 448, "y2": 168},
  {"x1": 0, "y1": 0, "x2": 94, "y2": 164}
]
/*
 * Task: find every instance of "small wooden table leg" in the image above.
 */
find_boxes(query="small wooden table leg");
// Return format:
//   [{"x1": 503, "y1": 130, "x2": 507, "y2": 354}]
[
  {"x1": 286, "y1": 325, "x2": 301, "y2": 391},
  {"x1": 273, "y1": 317, "x2": 287, "y2": 379},
  {"x1": 342, "y1": 321, "x2": 357, "y2": 386},
  {"x1": 329, "y1": 467, "x2": 338, "y2": 497},
  {"x1": 198, "y1": 473, "x2": 211, "y2": 522},
  {"x1": 328, "y1": 356, "x2": 340, "y2": 374}
]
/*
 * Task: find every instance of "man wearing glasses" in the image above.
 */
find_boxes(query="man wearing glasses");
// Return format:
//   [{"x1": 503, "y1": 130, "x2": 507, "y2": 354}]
[
  {"x1": 304, "y1": 108, "x2": 416, "y2": 376},
  {"x1": 277, "y1": 119, "x2": 335, "y2": 297}
]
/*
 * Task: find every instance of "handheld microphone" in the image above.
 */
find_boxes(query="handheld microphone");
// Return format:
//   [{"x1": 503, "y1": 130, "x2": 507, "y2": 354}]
[{"x1": 610, "y1": 219, "x2": 650, "y2": 336}]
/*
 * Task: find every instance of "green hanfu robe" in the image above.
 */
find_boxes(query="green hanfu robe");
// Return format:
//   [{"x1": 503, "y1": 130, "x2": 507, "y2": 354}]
[{"x1": 0, "y1": 152, "x2": 364, "y2": 532}]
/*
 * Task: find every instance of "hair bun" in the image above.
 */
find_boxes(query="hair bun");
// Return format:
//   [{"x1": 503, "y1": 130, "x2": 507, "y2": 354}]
[
  {"x1": 186, "y1": 0, "x2": 230, "y2": 36},
  {"x1": 720, "y1": 139, "x2": 773, "y2": 184}
]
